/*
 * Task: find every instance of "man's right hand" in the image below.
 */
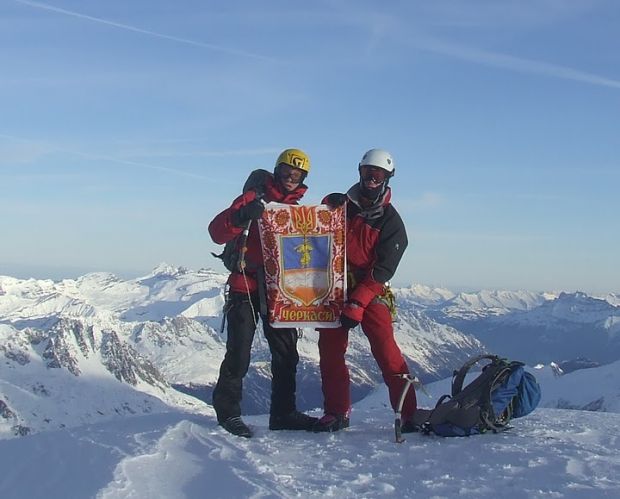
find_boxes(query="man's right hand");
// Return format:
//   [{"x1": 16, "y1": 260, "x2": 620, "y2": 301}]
[
  {"x1": 232, "y1": 200, "x2": 265, "y2": 226},
  {"x1": 325, "y1": 193, "x2": 348, "y2": 208}
]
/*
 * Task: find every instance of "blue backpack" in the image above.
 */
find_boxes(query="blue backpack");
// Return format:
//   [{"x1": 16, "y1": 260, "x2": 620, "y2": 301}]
[{"x1": 411, "y1": 354, "x2": 541, "y2": 437}]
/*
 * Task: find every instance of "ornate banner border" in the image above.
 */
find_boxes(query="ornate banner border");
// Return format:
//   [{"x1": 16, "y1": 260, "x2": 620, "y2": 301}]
[{"x1": 258, "y1": 203, "x2": 346, "y2": 328}]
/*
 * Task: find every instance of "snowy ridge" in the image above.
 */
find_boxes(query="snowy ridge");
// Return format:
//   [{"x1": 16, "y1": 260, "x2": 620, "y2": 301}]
[
  {"x1": 603, "y1": 292, "x2": 620, "y2": 307},
  {"x1": 1, "y1": 265, "x2": 620, "y2": 443},
  {"x1": 0, "y1": 265, "x2": 489, "y2": 439},
  {"x1": 472, "y1": 293, "x2": 620, "y2": 364},
  {"x1": 399, "y1": 285, "x2": 620, "y2": 323},
  {"x1": 400, "y1": 286, "x2": 620, "y2": 365},
  {"x1": 395, "y1": 283, "x2": 456, "y2": 306},
  {"x1": 501, "y1": 292, "x2": 620, "y2": 327},
  {"x1": 0, "y1": 264, "x2": 227, "y2": 324},
  {"x1": 435, "y1": 289, "x2": 553, "y2": 320},
  {"x1": 121, "y1": 265, "x2": 227, "y2": 322}
]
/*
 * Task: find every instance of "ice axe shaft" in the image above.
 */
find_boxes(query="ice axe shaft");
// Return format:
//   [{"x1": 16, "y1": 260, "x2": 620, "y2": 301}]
[{"x1": 393, "y1": 373, "x2": 428, "y2": 443}]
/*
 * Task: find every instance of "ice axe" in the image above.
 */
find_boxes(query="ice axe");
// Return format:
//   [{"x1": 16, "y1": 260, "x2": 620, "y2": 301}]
[{"x1": 393, "y1": 373, "x2": 429, "y2": 443}]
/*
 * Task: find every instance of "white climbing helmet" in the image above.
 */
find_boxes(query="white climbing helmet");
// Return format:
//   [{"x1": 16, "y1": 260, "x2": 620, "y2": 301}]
[{"x1": 359, "y1": 148, "x2": 395, "y2": 174}]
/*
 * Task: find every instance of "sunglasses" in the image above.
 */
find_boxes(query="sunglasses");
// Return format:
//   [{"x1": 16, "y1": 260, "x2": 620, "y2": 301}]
[
  {"x1": 360, "y1": 165, "x2": 389, "y2": 183},
  {"x1": 277, "y1": 164, "x2": 305, "y2": 183}
]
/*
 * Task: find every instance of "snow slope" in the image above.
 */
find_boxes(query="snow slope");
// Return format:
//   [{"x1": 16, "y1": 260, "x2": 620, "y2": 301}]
[
  {"x1": 0, "y1": 322, "x2": 206, "y2": 439},
  {"x1": 0, "y1": 387, "x2": 618, "y2": 499},
  {"x1": 536, "y1": 361, "x2": 620, "y2": 412}
]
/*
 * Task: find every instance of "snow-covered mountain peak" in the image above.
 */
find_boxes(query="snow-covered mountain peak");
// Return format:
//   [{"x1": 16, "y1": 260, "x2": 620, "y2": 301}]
[
  {"x1": 146, "y1": 262, "x2": 190, "y2": 278},
  {"x1": 396, "y1": 283, "x2": 456, "y2": 306},
  {"x1": 540, "y1": 291, "x2": 619, "y2": 324},
  {"x1": 423, "y1": 288, "x2": 556, "y2": 321},
  {"x1": 450, "y1": 289, "x2": 551, "y2": 310},
  {"x1": 0, "y1": 267, "x2": 228, "y2": 325},
  {"x1": 604, "y1": 292, "x2": 620, "y2": 306},
  {"x1": 74, "y1": 271, "x2": 122, "y2": 288}
]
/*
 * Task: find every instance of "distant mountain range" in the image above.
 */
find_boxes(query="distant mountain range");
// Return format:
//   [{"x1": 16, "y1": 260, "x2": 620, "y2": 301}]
[
  {"x1": 1, "y1": 264, "x2": 619, "y2": 439},
  {"x1": 402, "y1": 287, "x2": 620, "y2": 364}
]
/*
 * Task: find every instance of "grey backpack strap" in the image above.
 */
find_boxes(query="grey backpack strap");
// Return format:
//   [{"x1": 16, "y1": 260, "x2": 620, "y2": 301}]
[
  {"x1": 256, "y1": 266, "x2": 268, "y2": 317},
  {"x1": 452, "y1": 354, "x2": 499, "y2": 397}
]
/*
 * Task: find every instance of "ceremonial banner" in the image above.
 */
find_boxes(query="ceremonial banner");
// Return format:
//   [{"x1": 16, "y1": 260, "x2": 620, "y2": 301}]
[{"x1": 258, "y1": 203, "x2": 346, "y2": 328}]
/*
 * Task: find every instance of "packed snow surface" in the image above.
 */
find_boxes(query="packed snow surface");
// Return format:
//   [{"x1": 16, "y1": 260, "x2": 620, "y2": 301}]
[{"x1": 1, "y1": 385, "x2": 619, "y2": 499}]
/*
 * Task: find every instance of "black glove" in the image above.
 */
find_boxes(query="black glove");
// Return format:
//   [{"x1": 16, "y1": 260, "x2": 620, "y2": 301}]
[
  {"x1": 339, "y1": 311, "x2": 360, "y2": 330},
  {"x1": 232, "y1": 200, "x2": 265, "y2": 227},
  {"x1": 325, "y1": 193, "x2": 347, "y2": 208}
]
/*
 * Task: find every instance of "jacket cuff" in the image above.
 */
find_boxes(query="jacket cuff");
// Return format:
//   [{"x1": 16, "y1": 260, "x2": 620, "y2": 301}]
[
  {"x1": 230, "y1": 210, "x2": 246, "y2": 228},
  {"x1": 342, "y1": 301, "x2": 364, "y2": 322}
]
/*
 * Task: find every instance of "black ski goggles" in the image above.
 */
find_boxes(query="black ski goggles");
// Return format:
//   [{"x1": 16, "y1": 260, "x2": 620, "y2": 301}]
[
  {"x1": 276, "y1": 163, "x2": 306, "y2": 183},
  {"x1": 360, "y1": 165, "x2": 390, "y2": 183}
]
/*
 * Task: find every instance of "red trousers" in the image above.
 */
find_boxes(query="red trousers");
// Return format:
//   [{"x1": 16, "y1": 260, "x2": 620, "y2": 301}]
[{"x1": 317, "y1": 300, "x2": 417, "y2": 421}]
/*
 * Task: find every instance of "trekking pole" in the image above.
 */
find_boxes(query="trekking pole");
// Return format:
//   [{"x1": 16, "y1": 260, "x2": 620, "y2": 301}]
[
  {"x1": 237, "y1": 220, "x2": 252, "y2": 271},
  {"x1": 393, "y1": 373, "x2": 428, "y2": 443},
  {"x1": 238, "y1": 220, "x2": 259, "y2": 329},
  {"x1": 237, "y1": 196, "x2": 267, "y2": 329},
  {"x1": 217, "y1": 210, "x2": 256, "y2": 333},
  {"x1": 236, "y1": 194, "x2": 266, "y2": 274}
]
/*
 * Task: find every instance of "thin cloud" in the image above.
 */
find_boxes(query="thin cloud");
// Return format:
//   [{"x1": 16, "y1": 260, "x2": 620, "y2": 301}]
[
  {"x1": 111, "y1": 146, "x2": 281, "y2": 160},
  {"x1": 409, "y1": 34, "x2": 620, "y2": 90},
  {"x1": 67, "y1": 150, "x2": 211, "y2": 180},
  {"x1": 0, "y1": 133, "x2": 210, "y2": 180},
  {"x1": 343, "y1": 4, "x2": 620, "y2": 91},
  {"x1": 13, "y1": 0, "x2": 278, "y2": 63}
]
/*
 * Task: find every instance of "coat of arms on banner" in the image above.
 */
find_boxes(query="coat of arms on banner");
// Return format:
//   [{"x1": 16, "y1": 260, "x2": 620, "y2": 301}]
[{"x1": 258, "y1": 203, "x2": 346, "y2": 328}]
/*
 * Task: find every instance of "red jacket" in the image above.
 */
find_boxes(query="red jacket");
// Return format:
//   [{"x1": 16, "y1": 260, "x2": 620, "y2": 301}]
[
  {"x1": 209, "y1": 174, "x2": 307, "y2": 293},
  {"x1": 324, "y1": 184, "x2": 408, "y2": 322}
]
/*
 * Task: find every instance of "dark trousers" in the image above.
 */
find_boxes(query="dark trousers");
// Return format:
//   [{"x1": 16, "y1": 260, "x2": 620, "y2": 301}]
[{"x1": 212, "y1": 291, "x2": 299, "y2": 423}]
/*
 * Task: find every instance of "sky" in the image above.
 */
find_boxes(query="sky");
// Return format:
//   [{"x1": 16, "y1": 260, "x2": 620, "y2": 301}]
[{"x1": 0, "y1": 0, "x2": 619, "y2": 294}]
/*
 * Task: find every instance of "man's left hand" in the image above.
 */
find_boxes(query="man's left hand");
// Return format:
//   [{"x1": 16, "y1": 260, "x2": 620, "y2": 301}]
[{"x1": 339, "y1": 312, "x2": 359, "y2": 330}]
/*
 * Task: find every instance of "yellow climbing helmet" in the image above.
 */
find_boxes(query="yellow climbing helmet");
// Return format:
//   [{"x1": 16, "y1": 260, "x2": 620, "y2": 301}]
[{"x1": 275, "y1": 148, "x2": 311, "y2": 174}]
